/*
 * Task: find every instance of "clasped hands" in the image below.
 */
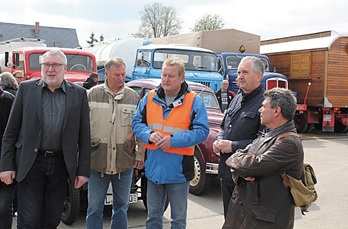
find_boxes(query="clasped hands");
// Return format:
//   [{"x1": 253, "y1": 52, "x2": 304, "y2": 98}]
[
  {"x1": 213, "y1": 139, "x2": 232, "y2": 154},
  {"x1": 212, "y1": 140, "x2": 255, "y2": 182},
  {"x1": 149, "y1": 132, "x2": 171, "y2": 151}
]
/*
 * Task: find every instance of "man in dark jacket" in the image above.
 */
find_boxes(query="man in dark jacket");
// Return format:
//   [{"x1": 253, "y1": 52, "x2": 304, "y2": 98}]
[
  {"x1": 83, "y1": 72, "x2": 99, "y2": 89},
  {"x1": 0, "y1": 88, "x2": 15, "y2": 229},
  {"x1": 0, "y1": 49, "x2": 91, "y2": 228},
  {"x1": 223, "y1": 88, "x2": 303, "y2": 229},
  {"x1": 215, "y1": 80, "x2": 234, "y2": 113},
  {"x1": 213, "y1": 56, "x2": 265, "y2": 218}
]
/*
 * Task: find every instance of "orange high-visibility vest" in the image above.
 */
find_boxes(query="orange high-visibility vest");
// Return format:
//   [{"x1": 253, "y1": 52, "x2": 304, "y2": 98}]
[{"x1": 145, "y1": 90, "x2": 195, "y2": 156}]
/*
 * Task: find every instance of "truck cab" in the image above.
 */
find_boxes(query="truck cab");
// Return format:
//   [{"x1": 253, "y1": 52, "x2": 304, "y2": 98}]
[
  {"x1": 217, "y1": 52, "x2": 288, "y2": 93},
  {"x1": 5, "y1": 47, "x2": 96, "y2": 83},
  {"x1": 132, "y1": 44, "x2": 223, "y2": 91}
]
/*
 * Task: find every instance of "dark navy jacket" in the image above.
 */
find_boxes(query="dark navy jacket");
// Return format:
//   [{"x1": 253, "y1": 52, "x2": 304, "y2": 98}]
[{"x1": 218, "y1": 85, "x2": 264, "y2": 183}]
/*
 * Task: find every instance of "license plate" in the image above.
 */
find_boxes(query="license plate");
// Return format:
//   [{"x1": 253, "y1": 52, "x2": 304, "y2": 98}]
[
  {"x1": 105, "y1": 194, "x2": 113, "y2": 205},
  {"x1": 129, "y1": 193, "x2": 138, "y2": 203},
  {"x1": 104, "y1": 193, "x2": 138, "y2": 205},
  {"x1": 324, "y1": 114, "x2": 331, "y2": 121}
]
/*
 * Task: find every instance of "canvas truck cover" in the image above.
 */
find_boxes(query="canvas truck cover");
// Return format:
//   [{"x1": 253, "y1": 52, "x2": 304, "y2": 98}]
[{"x1": 151, "y1": 29, "x2": 261, "y2": 54}]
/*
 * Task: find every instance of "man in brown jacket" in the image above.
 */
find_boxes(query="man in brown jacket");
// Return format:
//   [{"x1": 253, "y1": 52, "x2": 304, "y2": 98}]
[{"x1": 223, "y1": 88, "x2": 304, "y2": 229}]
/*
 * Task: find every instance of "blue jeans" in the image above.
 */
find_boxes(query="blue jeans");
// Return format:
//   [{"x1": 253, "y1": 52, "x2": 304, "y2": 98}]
[
  {"x1": 0, "y1": 182, "x2": 16, "y2": 229},
  {"x1": 146, "y1": 180, "x2": 189, "y2": 229},
  {"x1": 17, "y1": 154, "x2": 68, "y2": 229},
  {"x1": 86, "y1": 168, "x2": 133, "y2": 229}
]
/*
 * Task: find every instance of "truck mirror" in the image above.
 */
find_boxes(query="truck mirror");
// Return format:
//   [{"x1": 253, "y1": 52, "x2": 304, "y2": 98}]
[{"x1": 6, "y1": 61, "x2": 13, "y2": 68}]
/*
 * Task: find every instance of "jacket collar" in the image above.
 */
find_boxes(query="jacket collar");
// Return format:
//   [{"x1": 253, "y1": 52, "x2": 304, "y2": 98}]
[
  {"x1": 104, "y1": 81, "x2": 125, "y2": 100},
  {"x1": 264, "y1": 121, "x2": 297, "y2": 139}
]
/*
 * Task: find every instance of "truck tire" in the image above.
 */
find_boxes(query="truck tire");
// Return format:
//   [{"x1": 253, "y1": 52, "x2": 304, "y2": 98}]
[
  {"x1": 61, "y1": 180, "x2": 80, "y2": 225},
  {"x1": 295, "y1": 113, "x2": 309, "y2": 133},
  {"x1": 334, "y1": 119, "x2": 348, "y2": 133},
  {"x1": 189, "y1": 149, "x2": 213, "y2": 195},
  {"x1": 140, "y1": 176, "x2": 169, "y2": 211}
]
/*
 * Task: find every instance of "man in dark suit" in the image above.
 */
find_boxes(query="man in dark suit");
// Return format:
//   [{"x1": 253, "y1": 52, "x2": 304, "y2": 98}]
[{"x1": 0, "y1": 49, "x2": 91, "y2": 228}]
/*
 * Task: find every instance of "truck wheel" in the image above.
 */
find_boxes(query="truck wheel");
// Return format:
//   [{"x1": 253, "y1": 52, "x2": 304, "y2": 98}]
[
  {"x1": 61, "y1": 180, "x2": 80, "y2": 225},
  {"x1": 295, "y1": 113, "x2": 309, "y2": 133},
  {"x1": 334, "y1": 119, "x2": 348, "y2": 133},
  {"x1": 306, "y1": 123, "x2": 314, "y2": 133},
  {"x1": 189, "y1": 150, "x2": 213, "y2": 195},
  {"x1": 141, "y1": 176, "x2": 169, "y2": 211}
]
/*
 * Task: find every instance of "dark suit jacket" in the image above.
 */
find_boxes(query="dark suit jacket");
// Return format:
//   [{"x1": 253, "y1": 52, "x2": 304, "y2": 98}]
[{"x1": 0, "y1": 79, "x2": 91, "y2": 183}]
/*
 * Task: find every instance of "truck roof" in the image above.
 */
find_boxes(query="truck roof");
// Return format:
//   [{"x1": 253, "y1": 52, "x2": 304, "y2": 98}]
[
  {"x1": 261, "y1": 33, "x2": 340, "y2": 54},
  {"x1": 137, "y1": 44, "x2": 216, "y2": 54},
  {"x1": 12, "y1": 46, "x2": 93, "y2": 55}
]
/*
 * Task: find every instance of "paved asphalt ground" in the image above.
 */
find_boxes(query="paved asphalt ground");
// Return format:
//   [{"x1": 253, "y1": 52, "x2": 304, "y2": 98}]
[{"x1": 12, "y1": 133, "x2": 348, "y2": 228}]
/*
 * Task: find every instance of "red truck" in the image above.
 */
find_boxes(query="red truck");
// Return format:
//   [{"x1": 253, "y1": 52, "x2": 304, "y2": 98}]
[{"x1": 3, "y1": 47, "x2": 97, "y2": 83}]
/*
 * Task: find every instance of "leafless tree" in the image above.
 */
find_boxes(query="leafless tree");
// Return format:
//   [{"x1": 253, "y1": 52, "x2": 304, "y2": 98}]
[
  {"x1": 191, "y1": 14, "x2": 225, "y2": 32},
  {"x1": 138, "y1": 2, "x2": 182, "y2": 38}
]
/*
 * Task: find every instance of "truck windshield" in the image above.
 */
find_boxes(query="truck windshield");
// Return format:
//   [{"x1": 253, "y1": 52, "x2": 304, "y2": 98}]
[
  {"x1": 225, "y1": 55, "x2": 270, "y2": 71},
  {"x1": 29, "y1": 53, "x2": 94, "y2": 72},
  {"x1": 150, "y1": 49, "x2": 217, "y2": 71}
]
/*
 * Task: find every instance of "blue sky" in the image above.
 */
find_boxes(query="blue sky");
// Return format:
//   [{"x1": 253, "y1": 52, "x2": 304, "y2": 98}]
[{"x1": 1, "y1": 0, "x2": 348, "y2": 46}]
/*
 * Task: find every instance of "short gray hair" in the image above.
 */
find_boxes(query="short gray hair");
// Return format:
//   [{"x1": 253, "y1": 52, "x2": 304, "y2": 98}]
[
  {"x1": 263, "y1": 87, "x2": 297, "y2": 121},
  {"x1": 104, "y1": 57, "x2": 126, "y2": 72},
  {"x1": 42, "y1": 49, "x2": 67, "y2": 65},
  {"x1": 239, "y1": 56, "x2": 265, "y2": 75}
]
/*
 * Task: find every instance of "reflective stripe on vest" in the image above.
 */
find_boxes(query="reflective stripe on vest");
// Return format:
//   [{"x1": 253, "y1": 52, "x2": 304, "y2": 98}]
[{"x1": 145, "y1": 90, "x2": 195, "y2": 156}]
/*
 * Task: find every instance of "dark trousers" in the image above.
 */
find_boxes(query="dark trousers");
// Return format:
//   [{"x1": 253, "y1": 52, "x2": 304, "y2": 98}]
[
  {"x1": 17, "y1": 154, "x2": 68, "y2": 229},
  {"x1": 0, "y1": 182, "x2": 16, "y2": 229},
  {"x1": 220, "y1": 178, "x2": 235, "y2": 219}
]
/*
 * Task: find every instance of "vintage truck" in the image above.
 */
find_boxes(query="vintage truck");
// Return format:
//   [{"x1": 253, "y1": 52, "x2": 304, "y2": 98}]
[
  {"x1": 0, "y1": 38, "x2": 47, "y2": 73},
  {"x1": 88, "y1": 38, "x2": 223, "y2": 91},
  {"x1": 132, "y1": 44, "x2": 223, "y2": 91},
  {"x1": 2, "y1": 46, "x2": 96, "y2": 83},
  {"x1": 151, "y1": 29, "x2": 288, "y2": 94},
  {"x1": 261, "y1": 30, "x2": 348, "y2": 133},
  {"x1": 85, "y1": 37, "x2": 152, "y2": 82}
]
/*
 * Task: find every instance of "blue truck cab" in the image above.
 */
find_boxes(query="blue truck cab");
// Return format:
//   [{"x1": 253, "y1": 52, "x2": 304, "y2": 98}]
[
  {"x1": 217, "y1": 52, "x2": 288, "y2": 93},
  {"x1": 132, "y1": 44, "x2": 223, "y2": 91}
]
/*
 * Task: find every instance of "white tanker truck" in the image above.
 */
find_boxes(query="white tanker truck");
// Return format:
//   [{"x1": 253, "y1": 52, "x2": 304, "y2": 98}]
[{"x1": 85, "y1": 37, "x2": 151, "y2": 81}]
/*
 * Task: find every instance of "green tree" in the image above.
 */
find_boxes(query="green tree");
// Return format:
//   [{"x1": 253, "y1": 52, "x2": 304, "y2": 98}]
[
  {"x1": 138, "y1": 2, "x2": 182, "y2": 38},
  {"x1": 191, "y1": 14, "x2": 225, "y2": 32},
  {"x1": 86, "y1": 32, "x2": 98, "y2": 47}
]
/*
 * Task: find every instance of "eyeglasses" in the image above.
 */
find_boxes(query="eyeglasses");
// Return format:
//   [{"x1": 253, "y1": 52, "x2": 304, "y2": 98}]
[{"x1": 41, "y1": 63, "x2": 65, "y2": 68}]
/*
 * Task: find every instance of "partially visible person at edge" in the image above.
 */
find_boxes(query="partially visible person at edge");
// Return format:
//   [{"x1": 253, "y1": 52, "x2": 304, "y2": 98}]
[
  {"x1": 215, "y1": 79, "x2": 234, "y2": 113},
  {"x1": 86, "y1": 57, "x2": 145, "y2": 229},
  {"x1": 212, "y1": 56, "x2": 265, "y2": 219},
  {"x1": 0, "y1": 49, "x2": 91, "y2": 228},
  {"x1": 13, "y1": 70, "x2": 25, "y2": 84},
  {"x1": 83, "y1": 72, "x2": 99, "y2": 89},
  {"x1": 132, "y1": 58, "x2": 209, "y2": 229},
  {"x1": 0, "y1": 72, "x2": 19, "y2": 217},
  {"x1": 0, "y1": 86, "x2": 15, "y2": 229},
  {"x1": 0, "y1": 72, "x2": 18, "y2": 96},
  {"x1": 222, "y1": 87, "x2": 303, "y2": 229}
]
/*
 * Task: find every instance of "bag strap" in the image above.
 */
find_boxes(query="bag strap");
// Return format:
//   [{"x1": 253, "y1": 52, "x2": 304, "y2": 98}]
[{"x1": 276, "y1": 132, "x2": 301, "y2": 184}]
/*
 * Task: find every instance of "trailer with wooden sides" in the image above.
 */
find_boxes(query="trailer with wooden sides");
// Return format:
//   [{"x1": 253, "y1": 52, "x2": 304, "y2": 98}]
[{"x1": 261, "y1": 31, "x2": 348, "y2": 133}]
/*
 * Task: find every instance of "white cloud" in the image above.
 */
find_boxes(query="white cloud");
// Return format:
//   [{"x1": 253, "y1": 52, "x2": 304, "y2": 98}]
[{"x1": 1, "y1": 0, "x2": 348, "y2": 46}]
